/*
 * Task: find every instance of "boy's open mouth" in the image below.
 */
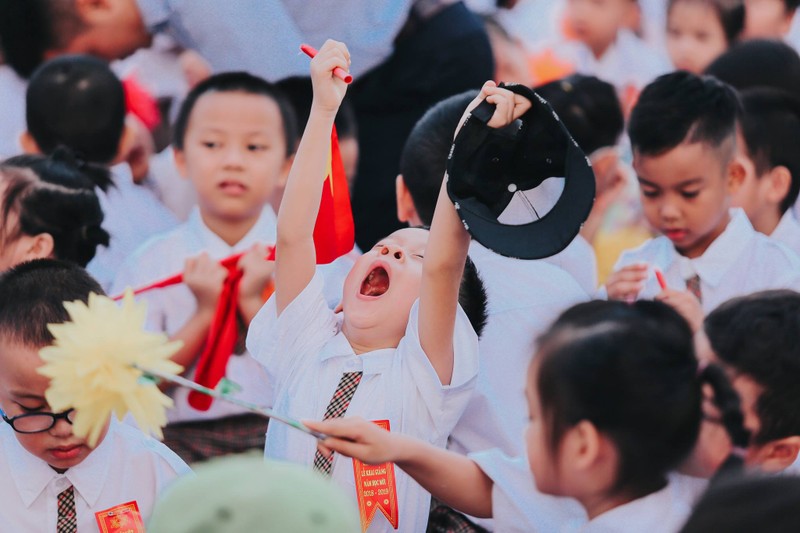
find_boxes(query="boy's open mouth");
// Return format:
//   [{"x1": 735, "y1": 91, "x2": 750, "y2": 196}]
[{"x1": 360, "y1": 266, "x2": 390, "y2": 297}]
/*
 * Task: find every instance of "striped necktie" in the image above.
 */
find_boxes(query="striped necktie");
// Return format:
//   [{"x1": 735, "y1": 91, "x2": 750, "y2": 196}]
[
  {"x1": 686, "y1": 274, "x2": 702, "y2": 303},
  {"x1": 313, "y1": 371, "x2": 363, "y2": 475}
]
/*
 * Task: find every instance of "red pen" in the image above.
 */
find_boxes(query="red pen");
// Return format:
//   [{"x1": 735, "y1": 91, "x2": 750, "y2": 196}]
[
  {"x1": 300, "y1": 44, "x2": 353, "y2": 84},
  {"x1": 655, "y1": 269, "x2": 668, "y2": 291}
]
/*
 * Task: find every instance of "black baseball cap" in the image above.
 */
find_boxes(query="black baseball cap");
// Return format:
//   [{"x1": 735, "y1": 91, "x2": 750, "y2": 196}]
[{"x1": 446, "y1": 83, "x2": 595, "y2": 259}]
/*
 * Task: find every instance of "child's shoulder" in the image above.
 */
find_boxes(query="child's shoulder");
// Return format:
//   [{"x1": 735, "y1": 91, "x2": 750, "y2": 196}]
[{"x1": 107, "y1": 420, "x2": 191, "y2": 476}]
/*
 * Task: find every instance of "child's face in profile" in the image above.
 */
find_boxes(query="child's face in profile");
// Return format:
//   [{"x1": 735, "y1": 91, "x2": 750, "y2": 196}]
[
  {"x1": 341, "y1": 228, "x2": 428, "y2": 343},
  {"x1": 666, "y1": 0, "x2": 729, "y2": 74},
  {"x1": 565, "y1": 0, "x2": 633, "y2": 55},
  {"x1": 634, "y1": 140, "x2": 740, "y2": 258},
  {"x1": 0, "y1": 338, "x2": 107, "y2": 471},
  {"x1": 525, "y1": 359, "x2": 561, "y2": 495},
  {"x1": 175, "y1": 91, "x2": 290, "y2": 225}
]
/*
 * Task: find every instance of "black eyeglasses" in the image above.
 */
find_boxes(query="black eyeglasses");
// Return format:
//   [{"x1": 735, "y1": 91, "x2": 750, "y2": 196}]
[{"x1": 0, "y1": 408, "x2": 76, "y2": 434}]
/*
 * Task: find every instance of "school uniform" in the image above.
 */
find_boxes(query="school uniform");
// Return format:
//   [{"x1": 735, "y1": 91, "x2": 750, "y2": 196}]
[
  {"x1": 450, "y1": 241, "x2": 590, "y2": 459},
  {"x1": 471, "y1": 448, "x2": 707, "y2": 533},
  {"x1": 113, "y1": 207, "x2": 276, "y2": 425},
  {"x1": 608, "y1": 209, "x2": 800, "y2": 313},
  {"x1": 246, "y1": 271, "x2": 480, "y2": 533},
  {"x1": 88, "y1": 163, "x2": 179, "y2": 291},
  {"x1": 0, "y1": 418, "x2": 190, "y2": 532},
  {"x1": 770, "y1": 211, "x2": 800, "y2": 256}
]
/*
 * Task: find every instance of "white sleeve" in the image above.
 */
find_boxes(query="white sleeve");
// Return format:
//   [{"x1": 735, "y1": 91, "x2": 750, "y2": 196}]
[
  {"x1": 245, "y1": 271, "x2": 339, "y2": 384},
  {"x1": 399, "y1": 301, "x2": 479, "y2": 436}
]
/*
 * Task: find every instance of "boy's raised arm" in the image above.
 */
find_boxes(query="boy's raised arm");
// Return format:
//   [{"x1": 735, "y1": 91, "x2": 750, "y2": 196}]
[
  {"x1": 419, "y1": 82, "x2": 532, "y2": 385},
  {"x1": 275, "y1": 40, "x2": 350, "y2": 315}
]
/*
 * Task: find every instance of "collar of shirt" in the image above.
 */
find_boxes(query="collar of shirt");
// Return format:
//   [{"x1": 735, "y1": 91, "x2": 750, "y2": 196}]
[
  {"x1": 317, "y1": 331, "x2": 396, "y2": 376},
  {"x1": 186, "y1": 206, "x2": 277, "y2": 256},
  {"x1": 771, "y1": 210, "x2": 800, "y2": 245},
  {"x1": 5, "y1": 418, "x2": 118, "y2": 508},
  {"x1": 134, "y1": 0, "x2": 170, "y2": 32},
  {"x1": 664, "y1": 208, "x2": 754, "y2": 287}
]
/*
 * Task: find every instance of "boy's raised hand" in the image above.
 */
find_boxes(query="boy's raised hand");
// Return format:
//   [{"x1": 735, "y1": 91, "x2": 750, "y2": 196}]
[
  {"x1": 310, "y1": 40, "x2": 350, "y2": 115},
  {"x1": 460, "y1": 80, "x2": 532, "y2": 131}
]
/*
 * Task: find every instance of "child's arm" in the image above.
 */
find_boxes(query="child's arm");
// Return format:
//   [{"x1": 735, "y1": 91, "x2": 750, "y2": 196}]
[
  {"x1": 275, "y1": 40, "x2": 349, "y2": 315},
  {"x1": 420, "y1": 82, "x2": 531, "y2": 385},
  {"x1": 305, "y1": 418, "x2": 495, "y2": 518}
]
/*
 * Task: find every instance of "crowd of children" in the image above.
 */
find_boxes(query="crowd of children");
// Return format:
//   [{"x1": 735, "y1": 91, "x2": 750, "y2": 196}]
[{"x1": 1, "y1": 1, "x2": 800, "y2": 531}]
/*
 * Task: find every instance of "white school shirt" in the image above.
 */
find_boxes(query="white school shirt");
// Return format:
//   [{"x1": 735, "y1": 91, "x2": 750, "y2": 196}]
[
  {"x1": 472, "y1": 449, "x2": 708, "y2": 533},
  {"x1": 88, "y1": 163, "x2": 179, "y2": 292},
  {"x1": 450, "y1": 242, "x2": 590, "y2": 458},
  {"x1": 609, "y1": 209, "x2": 800, "y2": 313},
  {"x1": 111, "y1": 207, "x2": 275, "y2": 423},
  {"x1": 246, "y1": 272, "x2": 480, "y2": 533},
  {"x1": 0, "y1": 418, "x2": 190, "y2": 532},
  {"x1": 770, "y1": 211, "x2": 800, "y2": 256}
]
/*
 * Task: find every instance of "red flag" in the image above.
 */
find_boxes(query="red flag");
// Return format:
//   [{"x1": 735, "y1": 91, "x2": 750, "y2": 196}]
[{"x1": 313, "y1": 126, "x2": 355, "y2": 264}]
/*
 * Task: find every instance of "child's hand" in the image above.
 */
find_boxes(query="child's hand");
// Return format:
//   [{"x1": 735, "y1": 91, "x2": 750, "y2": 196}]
[
  {"x1": 237, "y1": 243, "x2": 275, "y2": 303},
  {"x1": 461, "y1": 80, "x2": 533, "y2": 130},
  {"x1": 656, "y1": 288, "x2": 704, "y2": 332},
  {"x1": 310, "y1": 40, "x2": 350, "y2": 115},
  {"x1": 184, "y1": 253, "x2": 227, "y2": 313},
  {"x1": 606, "y1": 263, "x2": 648, "y2": 301},
  {"x1": 304, "y1": 417, "x2": 402, "y2": 466}
]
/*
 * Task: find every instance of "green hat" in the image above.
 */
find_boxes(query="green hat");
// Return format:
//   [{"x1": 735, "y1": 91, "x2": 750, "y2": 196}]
[{"x1": 148, "y1": 454, "x2": 361, "y2": 533}]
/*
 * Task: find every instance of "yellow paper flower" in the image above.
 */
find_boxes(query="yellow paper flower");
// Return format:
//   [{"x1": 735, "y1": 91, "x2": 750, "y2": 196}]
[{"x1": 37, "y1": 290, "x2": 183, "y2": 447}]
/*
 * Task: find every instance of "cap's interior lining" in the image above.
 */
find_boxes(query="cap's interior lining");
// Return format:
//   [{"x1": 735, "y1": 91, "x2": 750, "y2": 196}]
[{"x1": 496, "y1": 176, "x2": 565, "y2": 226}]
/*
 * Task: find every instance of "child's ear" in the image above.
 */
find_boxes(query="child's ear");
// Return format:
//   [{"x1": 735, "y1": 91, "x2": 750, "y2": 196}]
[
  {"x1": 749, "y1": 436, "x2": 800, "y2": 473},
  {"x1": 764, "y1": 166, "x2": 792, "y2": 207},
  {"x1": 114, "y1": 116, "x2": 139, "y2": 165},
  {"x1": 395, "y1": 174, "x2": 420, "y2": 226},
  {"x1": 173, "y1": 146, "x2": 189, "y2": 179},
  {"x1": 726, "y1": 157, "x2": 746, "y2": 194},
  {"x1": 22, "y1": 233, "x2": 55, "y2": 262},
  {"x1": 19, "y1": 131, "x2": 42, "y2": 155},
  {"x1": 569, "y1": 420, "x2": 603, "y2": 471},
  {"x1": 74, "y1": 0, "x2": 114, "y2": 24}
]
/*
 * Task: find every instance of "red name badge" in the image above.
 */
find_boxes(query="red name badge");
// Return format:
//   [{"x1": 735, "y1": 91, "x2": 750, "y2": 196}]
[
  {"x1": 95, "y1": 501, "x2": 145, "y2": 533},
  {"x1": 352, "y1": 420, "x2": 399, "y2": 531}
]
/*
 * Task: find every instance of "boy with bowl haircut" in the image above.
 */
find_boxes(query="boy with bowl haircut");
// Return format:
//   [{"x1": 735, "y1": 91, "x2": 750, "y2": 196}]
[
  {"x1": 605, "y1": 71, "x2": 800, "y2": 330},
  {"x1": 0, "y1": 259, "x2": 189, "y2": 531}
]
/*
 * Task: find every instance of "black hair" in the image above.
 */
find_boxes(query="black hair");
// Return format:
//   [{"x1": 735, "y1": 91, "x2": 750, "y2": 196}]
[
  {"x1": 275, "y1": 76, "x2": 358, "y2": 141},
  {"x1": 534, "y1": 74, "x2": 624, "y2": 156},
  {"x1": 667, "y1": 0, "x2": 745, "y2": 44},
  {"x1": 534, "y1": 299, "x2": 748, "y2": 498},
  {"x1": 399, "y1": 91, "x2": 478, "y2": 225},
  {"x1": 173, "y1": 72, "x2": 298, "y2": 157},
  {"x1": 628, "y1": 71, "x2": 741, "y2": 159},
  {"x1": 0, "y1": 0, "x2": 85, "y2": 78},
  {"x1": 680, "y1": 475, "x2": 800, "y2": 533},
  {"x1": 738, "y1": 88, "x2": 800, "y2": 213},
  {"x1": 0, "y1": 258, "x2": 103, "y2": 347},
  {"x1": 705, "y1": 39, "x2": 800, "y2": 95},
  {"x1": 26, "y1": 54, "x2": 125, "y2": 164},
  {"x1": 1, "y1": 149, "x2": 110, "y2": 267},
  {"x1": 705, "y1": 290, "x2": 800, "y2": 446},
  {"x1": 460, "y1": 255, "x2": 488, "y2": 338}
]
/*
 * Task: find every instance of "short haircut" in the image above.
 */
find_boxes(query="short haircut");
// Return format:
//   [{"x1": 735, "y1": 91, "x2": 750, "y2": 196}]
[
  {"x1": 534, "y1": 74, "x2": 624, "y2": 156},
  {"x1": 704, "y1": 290, "x2": 800, "y2": 445},
  {"x1": 667, "y1": 0, "x2": 744, "y2": 44},
  {"x1": 459, "y1": 256, "x2": 488, "y2": 338},
  {"x1": 536, "y1": 299, "x2": 746, "y2": 496},
  {"x1": 680, "y1": 475, "x2": 800, "y2": 533},
  {"x1": 628, "y1": 71, "x2": 741, "y2": 159},
  {"x1": 0, "y1": 259, "x2": 103, "y2": 348},
  {"x1": 399, "y1": 91, "x2": 478, "y2": 225},
  {"x1": 0, "y1": 0, "x2": 85, "y2": 78},
  {"x1": 2, "y1": 149, "x2": 110, "y2": 267},
  {"x1": 739, "y1": 88, "x2": 800, "y2": 213},
  {"x1": 705, "y1": 39, "x2": 800, "y2": 95},
  {"x1": 275, "y1": 76, "x2": 358, "y2": 141},
  {"x1": 26, "y1": 54, "x2": 125, "y2": 163},
  {"x1": 173, "y1": 72, "x2": 298, "y2": 157}
]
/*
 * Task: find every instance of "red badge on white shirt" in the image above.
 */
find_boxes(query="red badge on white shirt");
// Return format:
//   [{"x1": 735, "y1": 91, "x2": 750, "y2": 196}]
[
  {"x1": 352, "y1": 420, "x2": 399, "y2": 531},
  {"x1": 95, "y1": 501, "x2": 145, "y2": 533}
]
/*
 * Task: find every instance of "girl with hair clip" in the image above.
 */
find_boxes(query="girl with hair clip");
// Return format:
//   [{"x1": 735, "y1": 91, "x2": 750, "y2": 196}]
[
  {"x1": 307, "y1": 299, "x2": 749, "y2": 532},
  {"x1": 0, "y1": 147, "x2": 110, "y2": 270}
]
